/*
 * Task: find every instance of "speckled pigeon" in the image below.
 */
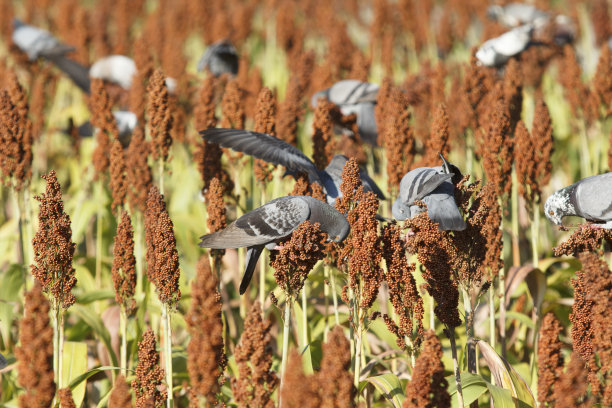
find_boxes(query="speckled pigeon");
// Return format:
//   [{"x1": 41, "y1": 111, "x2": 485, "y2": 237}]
[
  {"x1": 544, "y1": 172, "x2": 612, "y2": 229},
  {"x1": 200, "y1": 128, "x2": 385, "y2": 204},
  {"x1": 311, "y1": 80, "x2": 379, "y2": 145},
  {"x1": 199, "y1": 196, "x2": 350, "y2": 294},
  {"x1": 392, "y1": 156, "x2": 466, "y2": 231},
  {"x1": 476, "y1": 24, "x2": 534, "y2": 67},
  {"x1": 197, "y1": 39, "x2": 239, "y2": 77}
]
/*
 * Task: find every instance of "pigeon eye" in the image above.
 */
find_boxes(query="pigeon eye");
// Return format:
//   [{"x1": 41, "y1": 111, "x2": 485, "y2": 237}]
[{"x1": 548, "y1": 210, "x2": 554, "y2": 216}]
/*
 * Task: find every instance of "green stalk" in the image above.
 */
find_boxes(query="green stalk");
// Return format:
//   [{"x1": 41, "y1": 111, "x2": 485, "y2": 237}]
[
  {"x1": 280, "y1": 297, "x2": 293, "y2": 404},
  {"x1": 447, "y1": 328, "x2": 464, "y2": 408},
  {"x1": 429, "y1": 294, "x2": 435, "y2": 330},
  {"x1": 135, "y1": 212, "x2": 144, "y2": 297},
  {"x1": 462, "y1": 288, "x2": 476, "y2": 374},
  {"x1": 578, "y1": 120, "x2": 591, "y2": 178},
  {"x1": 120, "y1": 308, "x2": 127, "y2": 377},
  {"x1": 498, "y1": 203, "x2": 507, "y2": 359},
  {"x1": 52, "y1": 301, "x2": 59, "y2": 384},
  {"x1": 95, "y1": 182, "x2": 103, "y2": 291},
  {"x1": 511, "y1": 168, "x2": 520, "y2": 267},
  {"x1": 323, "y1": 266, "x2": 330, "y2": 341},
  {"x1": 489, "y1": 286, "x2": 496, "y2": 350},
  {"x1": 158, "y1": 158, "x2": 165, "y2": 195},
  {"x1": 14, "y1": 188, "x2": 27, "y2": 290},
  {"x1": 162, "y1": 304, "x2": 173, "y2": 408},
  {"x1": 353, "y1": 307, "x2": 363, "y2": 388},
  {"x1": 466, "y1": 129, "x2": 474, "y2": 179},
  {"x1": 531, "y1": 202, "x2": 540, "y2": 268},
  {"x1": 328, "y1": 266, "x2": 340, "y2": 325},
  {"x1": 301, "y1": 283, "x2": 308, "y2": 346}
]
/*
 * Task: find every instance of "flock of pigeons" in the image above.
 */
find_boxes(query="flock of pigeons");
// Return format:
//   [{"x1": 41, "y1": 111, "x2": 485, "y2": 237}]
[{"x1": 9, "y1": 4, "x2": 612, "y2": 294}]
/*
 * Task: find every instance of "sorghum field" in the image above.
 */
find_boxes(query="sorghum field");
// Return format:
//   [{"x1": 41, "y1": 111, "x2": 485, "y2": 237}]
[{"x1": 0, "y1": 0, "x2": 611, "y2": 407}]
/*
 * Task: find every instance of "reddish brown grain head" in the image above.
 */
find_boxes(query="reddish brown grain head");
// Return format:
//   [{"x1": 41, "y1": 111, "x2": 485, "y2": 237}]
[
  {"x1": 58, "y1": 387, "x2": 76, "y2": 408},
  {"x1": 32, "y1": 171, "x2": 77, "y2": 309},
  {"x1": 334, "y1": 157, "x2": 361, "y2": 215},
  {"x1": 231, "y1": 302, "x2": 278, "y2": 407},
  {"x1": 220, "y1": 79, "x2": 245, "y2": 130},
  {"x1": 271, "y1": 221, "x2": 327, "y2": 297},
  {"x1": 147, "y1": 69, "x2": 173, "y2": 162},
  {"x1": 280, "y1": 350, "x2": 321, "y2": 408},
  {"x1": 384, "y1": 87, "x2": 415, "y2": 192},
  {"x1": 132, "y1": 329, "x2": 167, "y2": 408},
  {"x1": 0, "y1": 75, "x2": 32, "y2": 190},
  {"x1": 405, "y1": 213, "x2": 461, "y2": 328},
  {"x1": 205, "y1": 177, "x2": 227, "y2": 262},
  {"x1": 110, "y1": 140, "x2": 128, "y2": 213},
  {"x1": 90, "y1": 79, "x2": 118, "y2": 180},
  {"x1": 130, "y1": 37, "x2": 154, "y2": 130},
  {"x1": 538, "y1": 313, "x2": 565, "y2": 406},
  {"x1": 420, "y1": 103, "x2": 450, "y2": 167},
  {"x1": 318, "y1": 326, "x2": 355, "y2": 407},
  {"x1": 403, "y1": 330, "x2": 451, "y2": 408},
  {"x1": 591, "y1": 0, "x2": 612, "y2": 46},
  {"x1": 553, "y1": 224, "x2": 612, "y2": 257},
  {"x1": 591, "y1": 44, "x2": 612, "y2": 119},
  {"x1": 552, "y1": 353, "x2": 592, "y2": 408},
  {"x1": 144, "y1": 186, "x2": 181, "y2": 306},
  {"x1": 112, "y1": 212, "x2": 137, "y2": 315},
  {"x1": 253, "y1": 87, "x2": 278, "y2": 184},
  {"x1": 276, "y1": 76, "x2": 304, "y2": 147},
  {"x1": 16, "y1": 284, "x2": 56, "y2": 408},
  {"x1": 381, "y1": 223, "x2": 424, "y2": 350},
  {"x1": 311, "y1": 98, "x2": 335, "y2": 171},
  {"x1": 126, "y1": 127, "x2": 153, "y2": 213},
  {"x1": 186, "y1": 255, "x2": 227, "y2": 405},
  {"x1": 109, "y1": 375, "x2": 133, "y2": 408}
]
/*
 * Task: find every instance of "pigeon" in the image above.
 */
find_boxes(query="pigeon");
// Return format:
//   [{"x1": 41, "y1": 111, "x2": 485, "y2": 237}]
[
  {"x1": 392, "y1": 156, "x2": 466, "y2": 231},
  {"x1": 0, "y1": 352, "x2": 5, "y2": 370},
  {"x1": 544, "y1": 173, "x2": 612, "y2": 229},
  {"x1": 476, "y1": 24, "x2": 534, "y2": 67},
  {"x1": 200, "y1": 128, "x2": 386, "y2": 204},
  {"x1": 487, "y1": 3, "x2": 550, "y2": 27},
  {"x1": 89, "y1": 55, "x2": 137, "y2": 89},
  {"x1": 199, "y1": 196, "x2": 350, "y2": 294},
  {"x1": 197, "y1": 39, "x2": 239, "y2": 77},
  {"x1": 72, "y1": 110, "x2": 138, "y2": 146},
  {"x1": 311, "y1": 80, "x2": 380, "y2": 145},
  {"x1": 12, "y1": 19, "x2": 91, "y2": 92}
]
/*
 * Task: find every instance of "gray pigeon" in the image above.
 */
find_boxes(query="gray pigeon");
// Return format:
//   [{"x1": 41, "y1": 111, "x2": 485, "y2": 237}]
[
  {"x1": 12, "y1": 19, "x2": 91, "y2": 93},
  {"x1": 197, "y1": 40, "x2": 239, "y2": 77},
  {"x1": 200, "y1": 128, "x2": 386, "y2": 204},
  {"x1": 311, "y1": 80, "x2": 379, "y2": 145},
  {"x1": 487, "y1": 3, "x2": 550, "y2": 27},
  {"x1": 544, "y1": 173, "x2": 612, "y2": 229},
  {"x1": 392, "y1": 157, "x2": 466, "y2": 231},
  {"x1": 199, "y1": 196, "x2": 350, "y2": 294},
  {"x1": 476, "y1": 24, "x2": 534, "y2": 67},
  {"x1": 73, "y1": 110, "x2": 138, "y2": 146}
]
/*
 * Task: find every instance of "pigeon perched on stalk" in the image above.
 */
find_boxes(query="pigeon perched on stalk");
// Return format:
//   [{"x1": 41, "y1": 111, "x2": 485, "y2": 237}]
[
  {"x1": 476, "y1": 24, "x2": 534, "y2": 67},
  {"x1": 392, "y1": 155, "x2": 466, "y2": 231},
  {"x1": 544, "y1": 173, "x2": 612, "y2": 229},
  {"x1": 89, "y1": 55, "x2": 136, "y2": 89},
  {"x1": 311, "y1": 80, "x2": 379, "y2": 145},
  {"x1": 200, "y1": 128, "x2": 385, "y2": 204},
  {"x1": 199, "y1": 196, "x2": 350, "y2": 294},
  {"x1": 12, "y1": 19, "x2": 91, "y2": 92},
  {"x1": 197, "y1": 39, "x2": 239, "y2": 77}
]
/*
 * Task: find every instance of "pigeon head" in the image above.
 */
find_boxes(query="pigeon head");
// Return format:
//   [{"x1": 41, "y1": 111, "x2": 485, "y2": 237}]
[
  {"x1": 392, "y1": 198, "x2": 410, "y2": 221},
  {"x1": 544, "y1": 190, "x2": 572, "y2": 226},
  {"x1": 475, "y1": 45, "x2": 496, "y2": 67},
  {"x1": 328, "y1": 219, "x2": 350, "y2": 243},
  {"x1": 486, "y1": 5, "x2": 503, "y2": 20}
]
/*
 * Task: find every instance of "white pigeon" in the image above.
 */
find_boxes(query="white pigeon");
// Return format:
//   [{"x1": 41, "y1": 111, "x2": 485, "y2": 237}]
[{"x1": 476, "y1": 24, "x2": 534, "y2": 67}]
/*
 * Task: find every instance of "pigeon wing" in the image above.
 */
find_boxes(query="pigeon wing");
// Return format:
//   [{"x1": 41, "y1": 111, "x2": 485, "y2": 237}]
[
  {"x1": 573, "y1": 172, "x2": 612, "y2": 222},
  {"x1": 399, "y1": 168, "x2": 453, "y2": 204},
  {"x1": 329, "y1": 80, "x2": 380, "y2": 104},
  {"x1": 199, "y1": 197, "x2": 311, "y2": 248},
  {"x1": 424, "y1": 183, "x2": 466, "y2": 231},
  {"x1": 201, "y1": 128, "x2": 320, "y2": 183}
]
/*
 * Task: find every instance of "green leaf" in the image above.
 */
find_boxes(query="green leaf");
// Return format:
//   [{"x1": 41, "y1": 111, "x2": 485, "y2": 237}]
[
  {"x1": 72, "y1": 305, "x2": 118, "y2": 367},
  {"x1": 486, "y1": 382, "x2": 516, "y2": 408},
  {"x1": 77, "y1": 290, "x2": 115, "y2": 304},
  {"x1": 62, "y1": 341, "x2": 88, "y2": 406},
  {"x1": 0, "y1": 264, "x2": 24, "y2": 348},
  {"x1": 360, "y1": 373, "x2": 405, "y2": 408},
  {"x1": 69, "y1": 366, "x2": 122, "y2": 389},
  {"x1": 476, "y1": 339, "x2": 536, "y2": 407},
  {"x1": 446, "y1": 372, "x2": 488, "y2": 408}
]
